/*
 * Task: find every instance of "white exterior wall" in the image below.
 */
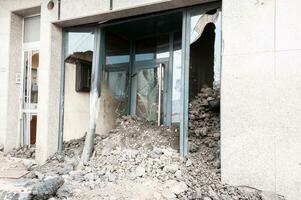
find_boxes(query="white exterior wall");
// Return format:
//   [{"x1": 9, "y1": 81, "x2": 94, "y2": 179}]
[
  {"x1": 221, "y1": 0, "x2": 301, "y2": 199},
  {"x1": 0, "y1": 6, "x2": 10, "y2": 148},
  {"x1": 0, "y1": 0, "x2": 42, "y2": 150}
]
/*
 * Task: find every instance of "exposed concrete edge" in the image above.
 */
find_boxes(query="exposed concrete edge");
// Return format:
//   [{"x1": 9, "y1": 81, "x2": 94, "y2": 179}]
[
  {"x1": 13, "y1": 6, "x2": 41, "y2": 17},
  {"x1": 53, "y1": 0, "x2": 220, "y2": 27}
]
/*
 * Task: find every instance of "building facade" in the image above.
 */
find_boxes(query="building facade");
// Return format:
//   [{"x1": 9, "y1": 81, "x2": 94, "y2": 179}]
[{"x1": 0, "y1": 0, "x2": 300, "y2": 199}]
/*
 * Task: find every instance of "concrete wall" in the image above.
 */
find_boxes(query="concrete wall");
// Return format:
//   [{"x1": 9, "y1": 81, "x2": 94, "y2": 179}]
[
  {"x1": 221, "y1": 0, "x2": 301, "y2": 199},
  {"x1": 63, "y1": 63, "x2": 118, "y2": 141},
  {"x1": 0, "y1": 6, "x2": 10, "y2": 149},
  {"x1": 0, "y1": 0, "x2": 42, "y2": 150},
  {"x1": 64, "y1": 63, "x2": 90, "y2": 141}
]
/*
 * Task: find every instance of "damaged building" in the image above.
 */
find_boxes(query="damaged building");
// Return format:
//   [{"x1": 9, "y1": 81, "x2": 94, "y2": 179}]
[{"x1": 0, "y1": 0, "x2": 300, "y2": 199}]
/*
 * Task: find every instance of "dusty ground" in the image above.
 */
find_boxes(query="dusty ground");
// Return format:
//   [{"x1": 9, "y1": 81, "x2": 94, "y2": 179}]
[{"x1": 0, "y1": 87, "x2": 285, "y2": 200}]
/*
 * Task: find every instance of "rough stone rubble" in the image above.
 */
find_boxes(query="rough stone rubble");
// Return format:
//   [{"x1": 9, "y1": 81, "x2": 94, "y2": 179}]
[{"x1": 3, "y1": 87, "x2": 285, "y2": 200}]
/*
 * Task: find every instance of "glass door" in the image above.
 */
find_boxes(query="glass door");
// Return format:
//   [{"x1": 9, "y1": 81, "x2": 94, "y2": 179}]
[
  {"x1": 135, "y1": 61, "x2": 168, "y2": 125},
  {"x1": 21, "y1": 50, "x2": 39, "y2": 146}
]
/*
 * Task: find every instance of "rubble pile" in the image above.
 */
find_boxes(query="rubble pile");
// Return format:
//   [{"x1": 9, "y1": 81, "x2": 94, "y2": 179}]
[
  {"x1": 6, "y1": 145, "x2": 36, "y2": 159},
  {"x1": 3, "y1": 87, "x2": 275, "y2": 199},
  {"x1": 19, "y1": 114, "x2": 265, "y2": 200},
  {"x1": 188, "y1": 87, "x2": 221, "y2": 172}
]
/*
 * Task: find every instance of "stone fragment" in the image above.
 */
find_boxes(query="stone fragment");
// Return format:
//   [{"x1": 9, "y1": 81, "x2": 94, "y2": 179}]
[{"x1": 31, "y1": 176, "x2": 64, "y2": 200}]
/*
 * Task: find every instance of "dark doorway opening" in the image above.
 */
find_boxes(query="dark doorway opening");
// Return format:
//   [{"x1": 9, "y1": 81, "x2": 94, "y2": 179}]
[{"x1": 189, "y1": 23, "x2": 216, "y2": 100}]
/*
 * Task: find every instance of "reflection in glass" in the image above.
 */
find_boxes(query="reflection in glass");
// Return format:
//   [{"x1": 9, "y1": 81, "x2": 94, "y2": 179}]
[
  {"x1": 106, "y1": 71, "x2": 129, "y2": 116},
  {"x1": 31, "y1": 51, "x2": 39, "y2": 104},
  {"x1": 172, "y1": 32, "x2": 182, "y2": 123},
  {"x1": 135, "y1": 34, "x2": 169, "y2": 62},
  {"x1": 136, "y1": 68, "x2": 163, "y2": 122},
  {"x1": 105, "y1": 33, "x2": 130, "y2": 65},
  {"x1": 67, "y1": 32, "x2": 94, "y2": 57}
]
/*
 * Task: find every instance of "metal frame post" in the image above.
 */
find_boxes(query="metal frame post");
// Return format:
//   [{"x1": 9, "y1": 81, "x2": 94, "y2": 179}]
[
  {"x1": 166, "y1": 32, "x2": 174, "y2": 126},
  {"x1": 58, "y1": 31, "x2": 67, "y2": 152},
  {"x1": 180, "y1": 9, "x2": 191, "y2": 157}
]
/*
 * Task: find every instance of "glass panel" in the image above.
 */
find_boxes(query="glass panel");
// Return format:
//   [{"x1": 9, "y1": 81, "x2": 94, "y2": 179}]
[
  {"x1": 24, "y1": 16, "x2": 40, "y2": 43},
  {"x1": 104, "y1": 32, "x2": 130, "y2": 116},
  {"x1": 136, "y1": 68, "x2": 164, "y2": 122},
  {"x1": 63, "y1": 30, "x2": 95, "y2": 143},
  {"x1": 31, "y1": 51, "x2": 39, "y2": 105},
  {"x1": 172, "y1": 32, "x2": 182, "y2": 123},
  {"x1": 135, "y1": 34, "x2": 169, "y2": 62},
  {"x1": 65, "y1": 31, "x2": 94, "y2": 92},
  {"x1": 105, "y1": 33, "x2": 130, "y2": 65},
  {"x1": 106, "y1": 71, "x2": 129, "y2": 116},
  {"x1": 67, "y1": 32, "x2": 94, "y2": 57}
]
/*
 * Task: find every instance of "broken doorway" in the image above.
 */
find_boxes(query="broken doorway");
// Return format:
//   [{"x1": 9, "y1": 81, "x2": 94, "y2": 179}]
[{"x1": 103, "y1": 12, "x2": 182, "y2": 126}]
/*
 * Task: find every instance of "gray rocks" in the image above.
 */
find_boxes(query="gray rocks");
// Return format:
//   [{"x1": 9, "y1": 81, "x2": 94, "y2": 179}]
[
  {"x1": 6, "y1": 145, "x2": 35, "y2": 159},
  {"x1": 31, "y1": 176, "x2": 64, "y2": 200}
]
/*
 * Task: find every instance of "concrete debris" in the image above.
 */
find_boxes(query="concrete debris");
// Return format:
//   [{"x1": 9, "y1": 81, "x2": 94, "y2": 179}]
[
  {"x1": 6, "y1": 145, "x2": 35, "y2": 159},
  {"x1": 2, "y1": 87, "x2": 282, "y2": 199},
  {"x1": 189, "y1": 87, "x2": 221, "y2": 173},
  {"x1": 0, "y1": 144, "x2": 4, "y2": 152},
  {"x1": 31, "y1": 176, "x2": 64, "y2": 200}
]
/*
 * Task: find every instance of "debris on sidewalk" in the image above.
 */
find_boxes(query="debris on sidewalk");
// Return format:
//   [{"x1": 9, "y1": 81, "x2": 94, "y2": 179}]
[
  {"x1": 1, "y1": 87, "x2": 279, "y2": 200},
  {"x1": 31, "y1": 176, "x2": 64, "y2": 200},
  {"x1": 6, "y1": 145, "x2": 36, "y2": 159}
]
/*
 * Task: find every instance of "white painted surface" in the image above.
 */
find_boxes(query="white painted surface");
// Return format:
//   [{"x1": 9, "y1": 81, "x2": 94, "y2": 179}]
[
  {"x1": 221, "y1": 0, "x2": 301, "y2": 199},
  {"x1": 64, "y1": 63, "x2": 90, "y2": 141},
  {"x1": 0, "y1": 7, "x2": 9, "y2": 148}
]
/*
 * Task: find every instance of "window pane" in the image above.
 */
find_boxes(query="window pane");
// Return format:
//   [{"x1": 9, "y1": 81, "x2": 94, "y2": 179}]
[
  {"x1": 24, "y1": 16, "x2": 40, "y2": 43},
  {"x1": 136, "y1": 68, "x2": 159, "y2": 122},
  {"x1": 67, "y1": 32, "x2": 94, "y2": 57},
  {"x1": 135, "y1": 34, "x2": 169, "y2": 62},
  {"x1": 31, "y1": 51, "x2": 39, "y2": 104},
  {"x1": 106, "y1": 71, "x2": 129, "y2": 116},
  {"x1": 105, "y1": 33, "x2": 130, "y2": 65},
  {"x1": 172, "y1": 32, "x2": 182, "y2": 123}
]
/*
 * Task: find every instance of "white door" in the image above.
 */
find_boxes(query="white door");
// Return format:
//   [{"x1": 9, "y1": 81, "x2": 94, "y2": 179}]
[{"x1": 20, "y1": 49, "x2": 39, "y2": 146}]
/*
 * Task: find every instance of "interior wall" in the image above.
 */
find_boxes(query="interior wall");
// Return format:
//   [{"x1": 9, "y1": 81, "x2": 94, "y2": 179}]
[
  {"x1": 189, "y1": 23, "x2": 215, "y2": 98},
  {"x1": 64, "y1": 68, "x2": 118, "y2": 141},
  {"x1": 95, "y1": 82, "x2": 119, "y2": 136},
  {"x1": 63, "y1": 62, "x2": 90, "y2": 141}
]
